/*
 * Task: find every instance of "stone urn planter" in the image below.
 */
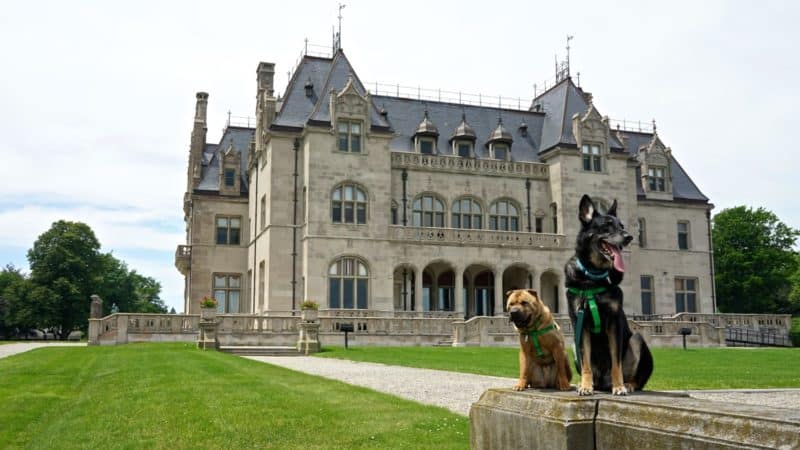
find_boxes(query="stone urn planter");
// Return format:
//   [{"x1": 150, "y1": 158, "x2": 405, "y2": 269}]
[
  {"x1": 201, "y1": 307, "x2": 217, "y2": 321},
  {"x1": 301, "y1": 309, "x2": 318, "y2": 323}
]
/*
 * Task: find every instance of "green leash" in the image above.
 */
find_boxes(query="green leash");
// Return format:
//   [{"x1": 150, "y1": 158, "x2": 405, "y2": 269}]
[
  {"x1": 568, "y1": 287, "x2": 606, "y2": 372},
  {"x1": 527, "y1": 323, "x2": 557, "y2": 358}
]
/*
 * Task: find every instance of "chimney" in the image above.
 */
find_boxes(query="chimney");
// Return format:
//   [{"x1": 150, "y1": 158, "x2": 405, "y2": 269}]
[
  {"x1": 257, "y1": 62, "x2": 275, "y2": 97},
  {"x1": 189, "y1": 92, "x2": 209, "y2": 189},
  {"x1": 195, "y1": 91, "x2": 209, "y2": 124},
  {"x1": 255, "y1": 62, "x2": 277, "y2": 152}
]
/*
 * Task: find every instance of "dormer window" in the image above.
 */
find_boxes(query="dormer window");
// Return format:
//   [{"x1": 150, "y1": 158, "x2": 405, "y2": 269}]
[
  {"x1": 648, "y1": 167, "x2": 666, "y2": 191},
  {"x1": 450, "y1": 113, "x2": 477, "y2": 158},
  {"x1": 581, "y1": 144, "x2": 602, "y2": 172},
  {"x1": 224, "y1": 169, "x2": 235, "y2": 187},
  {"x1": 455, "y1": 141, "x2": 473, "y2": 158},
  {"x1": 418, "y1": 137, "x2": 436, "y2": 155},
  {"x1": 492, "y1": 144, "x2": 509, "y2": 160},
  {"x1": 337, "y1": 120, "x2": 361, "y2": 153}
]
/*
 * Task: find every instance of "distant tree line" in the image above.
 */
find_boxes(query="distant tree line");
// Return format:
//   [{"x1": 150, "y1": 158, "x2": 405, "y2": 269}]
[
  {"x1": 713, "y1": 206, "x2": 799, "y2": 315},
  {"x1": 0, "y1": 220, "x2": 167, "y2": 340}
]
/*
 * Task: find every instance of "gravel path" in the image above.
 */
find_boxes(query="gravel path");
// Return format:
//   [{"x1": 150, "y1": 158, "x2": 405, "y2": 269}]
[
  {"x1": 248, "y1": 356, "x2": 800, "y2": 415},
  {"x1": 0, "y1": 342, "x2": 86, "y2": 359}
]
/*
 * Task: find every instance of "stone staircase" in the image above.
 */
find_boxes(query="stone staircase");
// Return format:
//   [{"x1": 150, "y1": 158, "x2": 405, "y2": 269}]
[{"x1": 219, "y1": 345, "x2": 302, "y2": 356}]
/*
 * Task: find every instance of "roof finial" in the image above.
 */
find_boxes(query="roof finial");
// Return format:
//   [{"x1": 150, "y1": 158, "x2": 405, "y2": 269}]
[
  {"x1": 566, "y1": 35, "x2": 574, "y2": 77},
  {"x1": 335, "y1": 3, "x2": 346, "y2": 51},
  {"x1": 652, "y1": 118, "x2": 657, "y2": 134}
]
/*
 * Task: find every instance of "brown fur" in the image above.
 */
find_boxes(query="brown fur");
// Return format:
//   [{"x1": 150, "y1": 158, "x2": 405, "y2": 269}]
[{"x1": 506, "y1": 289, "x2": 572, "y2": 391}]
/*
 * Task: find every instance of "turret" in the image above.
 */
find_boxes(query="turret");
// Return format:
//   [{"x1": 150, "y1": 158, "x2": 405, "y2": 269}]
[{"x1": 188, "y1": 92, "x2": 209, "y2": 190}]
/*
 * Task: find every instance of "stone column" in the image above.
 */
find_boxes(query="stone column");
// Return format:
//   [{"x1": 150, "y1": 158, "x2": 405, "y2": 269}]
[
  {"x1": 88, "y1": 295, "x2": 103, "y2": 345},
  {"x1": 455, "y1": 267, "x2": 464, "y2": 318},
  {"x1": 493, "y1": 268, "x2": 503, "y2": 316},
  {"x1": 414, "y1": 266, "x2": 424, "y2": 313},
  {"x1": 297, "y1": 322, "x2": 320, "y2": 354}
]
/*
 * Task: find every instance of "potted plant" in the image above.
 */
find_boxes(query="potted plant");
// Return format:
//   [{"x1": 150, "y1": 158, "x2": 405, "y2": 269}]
[
  {"x1": 300, "y1": 300, "x2": 319, "y2": 322},
  {"x1": 200, "y1": 296, "x2": 218, "y2": 320}
]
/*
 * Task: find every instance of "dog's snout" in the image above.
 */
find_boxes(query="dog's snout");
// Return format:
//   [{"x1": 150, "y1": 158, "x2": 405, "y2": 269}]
[
  {"x1": 623, "y1": 232, "x2": 633, "y2": 245},
  {"x1": 509, "y1": 308, "x2": 524, "y2": 320}
]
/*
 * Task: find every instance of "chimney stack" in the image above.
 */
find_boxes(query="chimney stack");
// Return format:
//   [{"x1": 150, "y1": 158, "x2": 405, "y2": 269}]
[
  {"x1": 257, "y1": 63, "x2": 275, "y2": 97},
  {"x1": 195, "y1": 92, "x2": 209, "y2": 124}
]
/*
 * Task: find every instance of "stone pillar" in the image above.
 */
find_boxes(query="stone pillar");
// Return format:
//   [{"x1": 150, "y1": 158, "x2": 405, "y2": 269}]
[
  {"x1": 414, "y1": 266, "x2": 424, "y2": 313},
  {"x1": 88, "y1": 295, "x2": 103, "y2": 345},
  {"x1": 297, "y1": 322, "x2": 321, "y2": 354},
  {"x1": 90, "y1": 295, "x2": 103, "y2": 319},
  {"x1": 493, "y1": 268, "x2": 503, "y2": 316},
  {"x1": 116, "y1": 314, "x2": 128, "y2": 344},
  {"x1": 197, "y1": 310, "x2": 218, "y2": 350},
  {"x1": 455, "y1": 267, "x2": 464, "y2": 318}
]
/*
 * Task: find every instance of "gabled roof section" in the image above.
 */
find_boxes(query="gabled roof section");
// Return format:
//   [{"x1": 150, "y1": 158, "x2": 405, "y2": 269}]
[
  {"x1": 532, "y1": 77, "x2": 623, "y2": 153},
  {"x1": 196, "y1": 126, "x2": 254, "y2": 195},
  {"x1": 272, "y1": 56, "x2": 333, "y2": 129},
  {"x1": 307, "y1": 50, "x2": 391, "y2": 130}
]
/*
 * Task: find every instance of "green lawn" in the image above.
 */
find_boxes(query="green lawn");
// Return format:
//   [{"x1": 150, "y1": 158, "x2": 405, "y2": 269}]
[
  {"x1": 316, "y1": 346, "x2": 800, "y2": 390},
  {"x1": 0, "y1": 343, "x2": 468, "y2": 450}
]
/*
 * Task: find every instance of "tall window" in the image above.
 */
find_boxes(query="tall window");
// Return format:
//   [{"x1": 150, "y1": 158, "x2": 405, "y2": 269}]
[
  {"x1": 535, "y1": 217, "x2": 543, "y2": 233},
  {"x1": 329, "y1": 257, "x2": 368, "y2": 309},
  {"x1": 675, "y1": 277, "x2": 697, "y2": 313},
  {"x1": 550, "y1": 203, "x2": 558, "y2": 233},
  {"x1": 489, "y1": 200, "x2": 519, "y2": 231},
  {"x1": 337, "y1": 120, "x2": 361, "y2": 152},
  {"x1": 493, "y1": 143, "x2": 509, "y2": 160},
  {"x1": 224, "y1": 169, "x2": 236, "y2": 187},
  {"x1": 260, "y1": 195, "x2": 266, "y2": 230},
  {"x1": 452, "y1": 197, "x2": 482, "y2": 229},
  {"x1": 418, "y1": 137, "x2": 436, "y2": 155},
  {"x1": 677, "y1": 221, "x2": 690, "y2": 250},
  {"x1": 456, "y1": 141, "x2": 472, "y2": 158},
  {"x1": 581, "y1": 144, "x2": 602, "y2": 172},
  {"x1": 258, "y1": 261, "x2": 265, "y2": 309},
  {"x1": 216, "y1": 216, "x2": 241, "y2": 245},
  {"x1": 640, "y1": 275, "x2": 654, "y2": 315},
  {"x1": 412, "y1": 194, "x2": 444, "y2": 227},
  {"x1": 638, "y1": 218, "x2": 647, "y2": 248},
  {"x1": 331, "y1": 183, "x2": 367, "y2": 224},
  {"x1": 213, "y1": 273, "x2": 240, "y2": 313},
  {"x1": 648, "y1": 167, "x2": 666, "y2": 191}
]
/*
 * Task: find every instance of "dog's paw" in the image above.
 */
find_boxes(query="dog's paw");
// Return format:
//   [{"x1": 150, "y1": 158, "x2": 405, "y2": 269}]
[
  {"x1": 512, "y1": 383, "x2": 527, "y2": 391},
  {"x1": 557, "y1": 380, "x2": 572, "y2": 391},
  {"x1": 577, "y1": 385, "x2": 594, "y2": 396},
  {"x1": 612, "y1": 385, "x2": 629, "y2": 396}
]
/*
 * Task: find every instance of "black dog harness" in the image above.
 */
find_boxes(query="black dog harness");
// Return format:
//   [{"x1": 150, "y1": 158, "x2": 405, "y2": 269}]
[{"x1": 568, "y1": 286, "x2": 606, "y2": 372}]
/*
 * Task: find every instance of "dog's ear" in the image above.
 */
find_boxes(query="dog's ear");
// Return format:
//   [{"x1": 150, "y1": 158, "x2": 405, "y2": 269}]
[
  {"x1": 607, "y1": 199, "x2": 618, "y2": 217},
  {"x1": 579, "y1": 195, "x2": 597, "y2": 225},
  {"x1": 526, "y1": 289, "x2": 539, "y2": 298},
  {"x1": 505, "y1": 289, "x2": 514, "y2": 298}
]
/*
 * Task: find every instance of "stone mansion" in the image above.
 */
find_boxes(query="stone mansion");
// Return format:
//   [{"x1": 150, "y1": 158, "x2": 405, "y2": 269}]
[{"x1": 175, "y1": 48, "x2": 714, "y2": 319}]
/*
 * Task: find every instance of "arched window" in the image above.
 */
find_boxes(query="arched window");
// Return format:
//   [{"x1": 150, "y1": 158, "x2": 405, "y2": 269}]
[
  {"x1": 328, "y1": 257, "x2": 368, "y2": 309},
  {"x1": 412, "y1": 194, "x2": 445, "y2": 227},
  {"x1": 489, "y1": 199, "x2": 519, "y2": 231},
  {"x1": 451, "y1": 197, "x2": 482, "y2": 229},
  {"x1": 331, "y1": 183, "x2": 367, "y2": 224}
]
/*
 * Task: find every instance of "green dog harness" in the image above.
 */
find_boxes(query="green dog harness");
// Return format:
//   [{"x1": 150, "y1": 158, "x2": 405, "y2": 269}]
[
  {"x1": 568, "y1": 286, "x2": 606, "y2": 372},
  {"x1": 527, "y1": 323, "x2": 558, "y2": 358}
]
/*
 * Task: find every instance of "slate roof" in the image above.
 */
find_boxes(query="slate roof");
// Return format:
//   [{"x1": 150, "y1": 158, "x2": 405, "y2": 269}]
[{"x1": 196, "y1": 126, "x2": 254, "y2": 194}]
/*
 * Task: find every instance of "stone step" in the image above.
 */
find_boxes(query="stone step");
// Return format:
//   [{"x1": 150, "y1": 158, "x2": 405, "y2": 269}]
[{"x1": 219, "y1": 345, "x2": 302, "y2": 356}]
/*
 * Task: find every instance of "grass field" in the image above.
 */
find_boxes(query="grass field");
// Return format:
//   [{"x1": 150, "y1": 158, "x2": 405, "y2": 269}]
[
  {"x1": 317, "y1": 345, "x2": 800, "y2": 390},
  {"x1": 0, "y1": 343, "x2": 468, "y2": 450}
]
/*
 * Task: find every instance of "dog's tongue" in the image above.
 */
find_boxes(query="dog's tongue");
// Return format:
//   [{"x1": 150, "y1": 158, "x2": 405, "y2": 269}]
[{"x1": 610, "y1": 245, "x2": 625, "y2": 272}]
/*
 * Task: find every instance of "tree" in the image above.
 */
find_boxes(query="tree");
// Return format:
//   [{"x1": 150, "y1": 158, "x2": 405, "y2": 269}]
[
  {"x1": 789, "y1": 254, "x2": 800, "y2": 315},
  {"x1": 97, "y1": 253, "x2": 167, "y2": 314},
  {"x1": 27, "y1": 221, "x2": 102, "y2": 339},
  {"x1": 713, "y1": 206, "x2": 799, "y2": 314}
]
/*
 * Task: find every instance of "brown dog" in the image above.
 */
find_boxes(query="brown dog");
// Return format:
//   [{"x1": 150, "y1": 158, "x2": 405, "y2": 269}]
[{"x1": 506, "y1": 289, "x2": 572, "y2": 391}]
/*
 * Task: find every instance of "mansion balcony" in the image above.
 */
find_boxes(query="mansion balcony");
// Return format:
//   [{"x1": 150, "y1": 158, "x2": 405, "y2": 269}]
[
  {"x1": 391, "y1": 152, "x2": 549, "y2": 179},
  {"x1": 175, "y1": 245, "x2": 191, "y2": 275},
  {"x1": 388, "y1": 225, "x2": 565, "y2": 250}
]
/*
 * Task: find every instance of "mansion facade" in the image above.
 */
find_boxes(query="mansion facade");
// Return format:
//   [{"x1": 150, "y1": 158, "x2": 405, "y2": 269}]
[{"x1": 175, "y1": 49, "x2": 715, "y2": 319}]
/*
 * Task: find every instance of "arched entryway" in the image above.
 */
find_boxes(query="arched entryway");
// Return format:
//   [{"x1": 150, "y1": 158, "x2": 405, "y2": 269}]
[
  {"x1": 464, "y1": 264, "x2": 496, "y2": 318},
  {"x1": 540, "y1": 270, "x2": 561, "y2": 314},
  {"x1": 422, "y1": 261, "x2": 456, "y2": 311},
  {"x1": 392, "y1": 264, "x2": 416, "y2": 311},
  {"x1": 502, "y1": 264, "x2": 534, "y2": 309}
]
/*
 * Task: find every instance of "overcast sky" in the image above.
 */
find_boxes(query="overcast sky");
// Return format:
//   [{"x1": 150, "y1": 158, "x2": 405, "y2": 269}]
[{"x1": 1, "y1": 0, "x2": 798, "y2": 313}]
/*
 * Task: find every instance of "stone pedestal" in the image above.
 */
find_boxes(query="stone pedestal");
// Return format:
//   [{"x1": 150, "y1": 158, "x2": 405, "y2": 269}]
[
  {"x1": 197, "y1": 319, "x2": 218, "y2": 350},
  {"x1": 297, "y1": 321, "x2": 321, "y2": 354},
  {"x1": 470, "y1": 389, "x2": 800, "y2": 450}
]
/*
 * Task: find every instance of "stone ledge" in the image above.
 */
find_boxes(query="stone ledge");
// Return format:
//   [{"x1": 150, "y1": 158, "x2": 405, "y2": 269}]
[{"x1": 470, "y1": 389, "x2": 800, "y2": 450}]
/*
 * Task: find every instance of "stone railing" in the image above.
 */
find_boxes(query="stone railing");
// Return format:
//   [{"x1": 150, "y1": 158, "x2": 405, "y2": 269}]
[
  {"x1": 89, "y1": 313, "x2": 200, "y2": 345},
  {"x1": 318, "y1": 309, "x2": 461, "y2": 319},
  {"x1": 391, "y1": 152, "x2": 549, "y2": 179},
  {"x1": 389, "y1": 226, "x2": 565, "y2": 249},
  {"x1": 319, "y1": 316, "x2": 455, "y2": 346},
  {"x1": 216, "y1": 314, "x2": 301, "y2": 347},
  {"x1": 630, "y1": 312, "x2": 791, "y2": 337}
]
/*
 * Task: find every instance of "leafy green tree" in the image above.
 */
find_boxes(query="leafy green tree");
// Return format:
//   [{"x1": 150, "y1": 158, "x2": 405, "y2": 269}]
[
  {"x1": 0, "y1": 265, "x2": 24, "y2": 338},
  {"x1": 789, "y1": 254, "x2": 800, "y2": 315},
  {"x1": 27, "y1": 221, "x2": 102, "y2": 339},
  {"x1": 713, "y1": 206, "x2": 799, "y2": 314},
  {"x1": 97, "y1": 253, "x2": 166, "y2": 314}
]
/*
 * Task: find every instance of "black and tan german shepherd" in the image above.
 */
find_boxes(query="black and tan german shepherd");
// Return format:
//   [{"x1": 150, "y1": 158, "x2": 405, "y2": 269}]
[{"x1": 565, "y1": 195, "x2": 653, "y2": 395}]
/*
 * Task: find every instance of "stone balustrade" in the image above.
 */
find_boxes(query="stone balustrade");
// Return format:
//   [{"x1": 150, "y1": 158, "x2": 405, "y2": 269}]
[
  {"x1": 391, "y1": 152, "x2": 549, "y2": 180},
  {"x1": 388, "y1": 225, "x2": 565, "y2": 249}
]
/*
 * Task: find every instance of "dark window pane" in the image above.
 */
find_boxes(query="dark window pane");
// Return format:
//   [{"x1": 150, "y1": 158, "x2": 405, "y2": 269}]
[
  {"x1": 344, "y1": 203, "x2": 354, "y2": 222},
  {"x1": 649, "y1": 178, "x2": 656, "y2": 190},
  {"x1": 593, "y1": 157, "x2": 602, "y2": 172},
  {"x1": 510, "y1": 217, "x2": 518, "y2": 231},
  {"x1": 412, "y1": 212, "x2": 421, "y2": 227},
  {"x1": 391, "y1": 207, "x2": 397, "y2": 225},
  {"x1": 675, "y1": 293, "x2": 685, "y2": 313},
  {"x1": 657, "y1": 179, "x2": 665, "y2": 191},
  {"x1": 343, "y1": 279, "x2": 354, "y2": 309},
  {"x1": 329, "y1": 278, "x2": 341, "y2": 308},
  {"x1": 458, "y1": 144, "x2": 470, "y2": 157},
  {"x1": 452, "y1": 214, "x2": 460, "y2": 228},
  {"x1": 356, "y1": 204, "x2": 366, "y2": 224},
  {"x1": 357, "y1": 279, "x2": 367, "y2": 309},
  {"x1": 678, "y1": 234, "x2": 688, "y2": 250},
  {"x1": 686, "y1": 279, "x2": 695, "y2": 291},
  {"x1": 420, "y1": 140, "x2": 434, "y2": 154},
  {"x1": 474, "y1": 216, "x2": 482, "y2": 229},
  {"x1": 216, "y1": 226, "x2": 227, "y2": 245},
  {"x1": 338, "y1": 134, "x2": 348, "y2": 151},
  {"x1": 435, "y1": 213, "x2": 444, "y2": 228},
  {"x1": 224, "y1": 169, "x2": 235, "y2": 186},
  {"x1": 230, "y1": 227, "x2": 240, "y2": 245},
  {"x1": 583, "y1": 156, "x2": 591, "y2": 171},
  {"x1": 687, "y1": 293, "x2": 696, "y2": 312},
  {"x1": 499, "y1": 217, "x2": 507, "y2": 230},
  {"x1": 463, "y1": 215, "x2": 471, "y2": 229},
  {"x1": 641, "y1": 276, "x2": 651, "y2": 290},
  {"x1": 641, "y1": 292, "x2": 652, "y2": 315},
  {"x1": 332, "y1": 203, "x2": 341, "y2": 222},
  {"x1": 351, "y1": 135, "x2": 360, "y2": 152},
  {"x1": 535, "y1": 218, "x2": 543, "y2": 233},
  {"x1": 489, "y1": 217, "x2": 497, "y2": 230},
  {"x1": 423, "y1": 212, "x2": 432, "y2": 227}
]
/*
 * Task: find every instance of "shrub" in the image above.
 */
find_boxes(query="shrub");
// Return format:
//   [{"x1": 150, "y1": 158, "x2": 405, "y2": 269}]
[
  {"x1": 200, "y1": 296, "x2": 217, "y2": 309},
  {"x1": 300, "y1": 300, "x2": 319, "y2": 310}
]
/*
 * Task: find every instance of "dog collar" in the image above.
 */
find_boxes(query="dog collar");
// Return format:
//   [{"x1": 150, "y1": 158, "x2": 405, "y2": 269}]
[
  {"x1": 575, "y1": 257, "x2": 609, "y2": 281},
  {"x1": 527, "y1": 323, "x2": 557, "y2": 358}
]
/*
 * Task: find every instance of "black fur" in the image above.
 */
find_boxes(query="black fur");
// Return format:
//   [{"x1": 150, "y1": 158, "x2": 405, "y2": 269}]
[{"x1": 565, "y1": 195, "x2": 653, "y2": 393}]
